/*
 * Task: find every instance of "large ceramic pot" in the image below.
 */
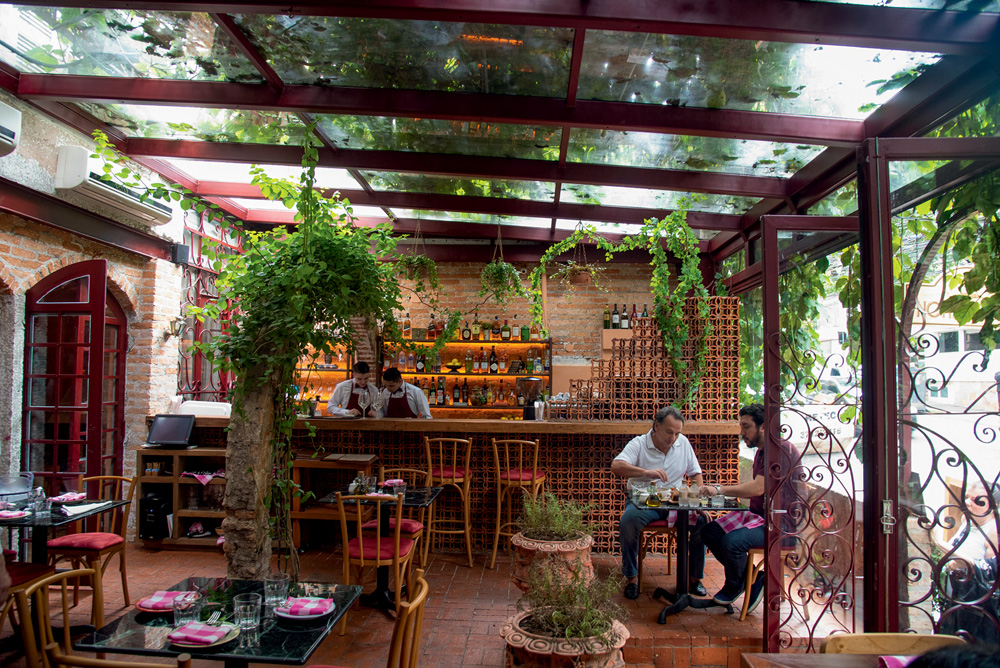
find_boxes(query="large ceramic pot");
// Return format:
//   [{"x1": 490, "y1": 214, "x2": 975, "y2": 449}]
[
  {"x1": 510, "y1": 532, "x2": 594, "y2": 593},
  {"x1": 500, "y1": 609, "x2": 629, "y2": 668}
]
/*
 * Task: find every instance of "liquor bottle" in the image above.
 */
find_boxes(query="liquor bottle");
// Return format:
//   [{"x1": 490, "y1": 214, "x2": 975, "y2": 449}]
[
  {"x1": 520, "y1": 315, "x2": 530, "y2": 341},
  {"x1": 517, "y1": 385, "x2": 525, "y2": 406},
  {"x1": 436, "y1": 316, "x2": 445, "y2": 338},
  {"x1": 603, "y1": 305, "x2": 611, "y2": 329},
  {"x1": 428, "y1": 378, "x2": 437, "y2": 405},
  {"x1": 611, "y1": 304, "x2": 620, "y2": 329},
  {"x1": 506, "y1": 383, "x2": 518, "y2": 407},
  {"x1": 486, "y1": 382, "x2": 495, "y2": 405},
  {"x1": 641, "y1": 303, "x2": 649, "y2": 319},
  {"x1": 631, "y1": 304, "x2": 638, "y2": 326},
  {"x1": 492, "y1": 316, "x2": 501, "y2": 340},
  {"x1": 433, "y1": 351, "x2": 442, "y2": 373},
  {"x1": 415, "y1": 352, "x2": 426, "y2": 373},
  {"x1": 471, "y1": 318, "x2": 482, "y2": 340},
  {"x1": 397, "y1": 349, "x2": 406, "y2": 370},
  {"x1": 501, "y1": 319, "x2": 511, "y2": 341},
  {"x1": 452, "y1": 379, "x2": 461, "y2": 404},
  {"x1": 437, "y1": 376, "x2": 445, "y2": 405},
  {"x1": 422, "y1": 379, "x2": 431, "y2": 399},
  {"x1": 473, "y1": 348, "x2": 481, "y2": 374},
  {"x1": 535, "y1": 351, "x2": 543, "y2": 374},
  {"x1": 489, "y1": 346, "x2": 499, "y2": 374},
  {"x1": 427, "y1": 314, "x2": 436, "y2": 340},
  {"x1": 465, "y1": 349, "x2": 473, "y2": 373},
  {"x1": 544, "y1": 347, "x2": 551, "y2": 374},
  {"x1": 530, "y1": 321, "x2": 540, "y2": 341},
  {"x1": 620, "y1": 304, "x2": 630, "y2": 329},
  {"x1": 383, "y1": 348, "x2": 391, "y2": 371},
  {"x1": 526, "y1": 348, "x2": 535, "y2": 373},
  {"x1": 461, "y1": 378, "x2": 469, "y2": 404},
  {"x1": 498, "y1": 349, "x2": 507, "y2": 374},
  {"x1": 402, "y1": 312, "x2": 412, "y2": 339},
  {"x1": 462, "y1": 321, "x2": 472, "y2": 341}
]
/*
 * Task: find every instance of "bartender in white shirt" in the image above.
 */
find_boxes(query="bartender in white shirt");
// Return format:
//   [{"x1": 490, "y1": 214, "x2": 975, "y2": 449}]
[
  {"x1": 380, "y1": 367, "x2": 432, "y2": 419},
  {"x1": 327, "y1": 362, "x2": 381, "y2": 417}
]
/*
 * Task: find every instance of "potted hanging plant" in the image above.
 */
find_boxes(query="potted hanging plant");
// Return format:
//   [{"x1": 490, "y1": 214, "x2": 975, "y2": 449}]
[
  {"x1": 500, "y1": 560, "x2": 629, "y2": 668},
  {"x1": 550, "y1": 260, "x2": 606, "y2": 286},
  {"x1": 479, "y1": 226, "x2": 527, "y2": 304},
  {"x1": 510, "y1": 491, "x2": 595, "y2": 592}
]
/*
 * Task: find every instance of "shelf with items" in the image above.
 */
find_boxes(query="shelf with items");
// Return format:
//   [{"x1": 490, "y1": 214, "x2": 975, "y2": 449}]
[{"x1": 294, "y1": 344, "x2": 353, "y2": 404}]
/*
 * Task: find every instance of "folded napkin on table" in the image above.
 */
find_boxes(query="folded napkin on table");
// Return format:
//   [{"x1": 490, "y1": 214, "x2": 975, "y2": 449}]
[
  {"x1": 140, "y1": 590, "x2": 198, "y2": 610},
  {"x1": 878, "y1": 656, "x2": 917, "y2": 668},
  {"x1": 61, "y1": 501, "x2": 112, "y2": 517},
  {"x1": 385, "y1": 479, "x2": 405, "y2": 486},
  {"x1": 168, "y1": 621, "x2": 231, "y2": 645},
  {"x1": 365, "y1": 493, "x2": 396, "y2": 499},
  {"x1": 276, "y1": 597, "x2": 334, "y2": 616},
  {"x1": 51, "y1": 492, "x2": 87, "y2": 503},
  {"x1": 0, "y1": 510, "x2": 28, "y2": 519}
]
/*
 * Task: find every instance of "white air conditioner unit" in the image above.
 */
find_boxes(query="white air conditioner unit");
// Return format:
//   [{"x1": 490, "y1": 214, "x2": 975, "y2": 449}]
[
  {"x1": 54, "y1": 145, "x2": 173, "y2": 225},
  {"x1": 0, "y1": 100, "x2": 20, "y2": 157}
]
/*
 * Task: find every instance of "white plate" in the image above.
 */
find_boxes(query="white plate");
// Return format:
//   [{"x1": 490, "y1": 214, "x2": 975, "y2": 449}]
[
  {"x1": 274, "y1": 601, "x2": 336, "y2": 620},
  {"x1": 169, "y1": 623, "x2": 239, "y2": 648}
]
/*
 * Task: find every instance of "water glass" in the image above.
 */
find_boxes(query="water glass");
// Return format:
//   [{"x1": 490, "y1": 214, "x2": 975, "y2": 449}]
[
  {"x1": 391, "y1": 482, "x2": 407, "y2": 496},
  {"x1": 263, "y1": 572, "x2": 290, "y2": 606},
  {"x1": 172, "y1": 594, "x2": 205, "y2": 626},
  {"x1": 711, "y1": 494, "x2": 725, "y2": 508},
  {"x1": 233, "y1": 593, "x2": 262, "y2": 630}
]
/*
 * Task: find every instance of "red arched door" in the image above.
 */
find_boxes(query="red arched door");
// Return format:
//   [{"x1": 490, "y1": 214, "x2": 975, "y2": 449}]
[{"x1": 22, "y1": 259, "x2": 127, "y2": 493}]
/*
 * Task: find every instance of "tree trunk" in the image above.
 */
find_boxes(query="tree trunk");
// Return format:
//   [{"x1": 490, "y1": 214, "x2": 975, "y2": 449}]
[{"x1": 223, "y1": 369, "x2": 275, "y2": 579}]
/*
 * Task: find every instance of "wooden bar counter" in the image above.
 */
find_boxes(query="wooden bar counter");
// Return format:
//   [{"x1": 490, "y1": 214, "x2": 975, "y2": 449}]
[{"x1": 163, "y1": 416, "x2": 740, "y2": 554}]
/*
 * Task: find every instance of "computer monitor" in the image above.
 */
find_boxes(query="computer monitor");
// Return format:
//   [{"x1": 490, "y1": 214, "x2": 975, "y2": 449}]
[{"x1": 145, "y1": 414, "x2": 196, "y2": 447}]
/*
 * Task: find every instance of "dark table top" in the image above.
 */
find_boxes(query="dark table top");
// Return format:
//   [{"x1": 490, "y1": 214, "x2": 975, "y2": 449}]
[
  {"x1": 75, "y1": 576, "x2": 362, "y2": 665},
  {"x1": 316, "y1": 486, "x2": 443, "y2": 508},
  {"x1": 741, "y1": 653, "x2": 883, "y2": 668},
  {"x1": 0, "y1": 499, "x2": 130, "y2": 528}
]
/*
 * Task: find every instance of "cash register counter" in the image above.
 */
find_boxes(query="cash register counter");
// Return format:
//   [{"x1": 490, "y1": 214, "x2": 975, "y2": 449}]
[{"x1": 160, "y1": 417, "x2": 739, "y2": 553}]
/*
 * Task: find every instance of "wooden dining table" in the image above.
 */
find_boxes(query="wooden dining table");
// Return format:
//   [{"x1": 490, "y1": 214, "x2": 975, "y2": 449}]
[{"x1": 741, "y1": 653, "x2": 885, "y2": 668}]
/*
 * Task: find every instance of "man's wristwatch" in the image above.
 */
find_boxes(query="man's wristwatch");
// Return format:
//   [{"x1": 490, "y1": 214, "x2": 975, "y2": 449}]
[{"x1": 715, "y1": 484, "x2": 722, "y2": 495}]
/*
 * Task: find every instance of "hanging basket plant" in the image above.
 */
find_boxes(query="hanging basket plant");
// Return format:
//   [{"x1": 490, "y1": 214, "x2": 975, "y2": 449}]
[
  {"x1": 479, "y1": 226, "x2": 527, "y2": 304},
  {"x1": 550, "y1": 260, "x2": 606, "y2": 287}
]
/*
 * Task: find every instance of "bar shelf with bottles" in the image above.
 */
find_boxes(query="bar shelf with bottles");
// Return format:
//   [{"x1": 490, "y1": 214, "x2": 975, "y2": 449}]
[{"x1": 294, "y1": 345, "x2": 353, "y2": 405}]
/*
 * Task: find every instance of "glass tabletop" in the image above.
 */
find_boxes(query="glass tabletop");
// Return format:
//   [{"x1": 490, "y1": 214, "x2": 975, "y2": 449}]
[
  {"x1": 75, "y1": 577, "x2": 362, "y2": 665},
  {"x1": 0, "y1": 499, "x2": 129, "y2": 528},
  {"x1": 316, "y1": 486, "x2": 443, "y2": 508}
]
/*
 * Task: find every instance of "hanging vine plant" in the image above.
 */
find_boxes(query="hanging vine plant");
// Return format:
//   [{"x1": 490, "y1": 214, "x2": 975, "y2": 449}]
[{"x1": 479, "y1": 226, "x2": 527, "y2": 304}]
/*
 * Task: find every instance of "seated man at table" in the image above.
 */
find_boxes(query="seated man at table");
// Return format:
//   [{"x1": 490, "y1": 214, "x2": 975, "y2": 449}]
[
  {"x1": 380, "y1": 367, "x2": 432, "y2": 419},
  {"x1": 698, "y1": 403, "x2": 804, "y2": 612},
  {"x1": 612, "y1": 406, "x2": 706, "y2": 600},
  {"x1": 327, "y1": 361, "x2": 381, "y2": 417}
]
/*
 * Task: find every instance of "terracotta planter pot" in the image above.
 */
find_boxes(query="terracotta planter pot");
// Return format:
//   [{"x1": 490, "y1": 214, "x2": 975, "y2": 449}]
[
  {"x1": 569, "y1": 270, "x2": 592, "y2": 285},
  {"x1": 500, "y1": 609, "x2": 629, "y2": 668},
  {"x1": 511, "y1": 532, "x2": 594, "y2": 593}
]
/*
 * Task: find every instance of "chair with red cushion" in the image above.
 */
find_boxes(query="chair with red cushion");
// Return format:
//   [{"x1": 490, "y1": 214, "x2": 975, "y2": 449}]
[
  {"x1": 1, "y1": 561, "x2": 57, "y2": 668},
  {"x1": 489, "y1": 438, "x2": 545, "y2": 570},
  {"x1": 423, "y1": 437, "x2": 473, "y2": 568},
  {"x1": 46, "y1": 475, "x2": 137, "y2": 606},
  {"x1": 336, "y1": 491, "x2": 417, "y2": 618},
  {"x1": 306, "y1": 568, "x2": 429, "y2": 668},
  {"x1": 362, "y1": 467, "x2": 431, "y2": 567}
]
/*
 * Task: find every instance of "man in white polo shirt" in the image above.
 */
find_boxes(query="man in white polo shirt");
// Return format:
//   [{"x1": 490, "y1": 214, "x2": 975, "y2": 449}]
[{"x1": 612, "y1": 406, "x2": 706, "y2": 600}]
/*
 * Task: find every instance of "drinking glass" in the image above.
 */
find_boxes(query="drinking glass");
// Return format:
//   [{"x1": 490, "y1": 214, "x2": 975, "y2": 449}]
[
  {"x1": 357, "y1": 392, "x2": 370, "y2": 417},
  {"x1": 233, "y1": 593, "x2": 262, "y2": 630},
  {"x1": 263, "y1": 572, "x2": 291, "y2": 606},
  {"x1": 173, "y1": 594, "x2": 205, "y2": 626},
  {"x1": 370, "y1": 390, "x2": 384, "y2": 417}
]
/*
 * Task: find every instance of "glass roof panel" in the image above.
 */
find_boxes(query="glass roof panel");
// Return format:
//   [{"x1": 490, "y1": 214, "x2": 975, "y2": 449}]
[
  {"x1": 232, "y1": 15, "x2": 573, "y2": 95},
  {"x1": 567, "y1": 128, "x2": 821, "y2": 176},
  {"x1": 0, "y1": 6, "x2": 262, "y2": 81},
  {"x1": 165, "y1": 158, "x2": 359, "y2": 190},
  {"x1": 315, "y1": 116, "x2": 561, "y2": 160},
  {"x1": 560, "y1": 184, "x2": 757, "y2": 215},
  {"x1": 554, "y1": 219, "x2": 647, "y2": 236},
  {"x1": 813, "y1": 0, "x2": 997, "y2": 9},
  {"x1": 807, "y1": 181, "x2": 858, "y2": 217},
  {"x1": 77, "y1": 103, "x2": 308, "y2": 143},
  {"x1": 577, "y1": 30, "x2": 941, "y2": 119},
  {"x1": 229, "y1": 198, "x2": 389, "y2": 219},
  {"x1": 392, "y1": 209, "x2": 548, "y2": 226},
  {"x1": 360, "y1": 172, "x2": 555, "y2": 201}
]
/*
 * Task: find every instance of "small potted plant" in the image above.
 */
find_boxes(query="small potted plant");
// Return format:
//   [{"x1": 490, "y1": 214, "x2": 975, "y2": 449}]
[
  {"x1": 500, "y1": 560, "x2": 629, "y2": 668},
  {"x1": 511, "y1": 491, "x2": 595, "y2": 592}
]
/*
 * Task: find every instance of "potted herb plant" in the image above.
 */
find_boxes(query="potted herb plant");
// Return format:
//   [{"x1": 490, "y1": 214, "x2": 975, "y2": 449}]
[
  {"x1": 500, "y1": 560, "x2": 629, "y2": 668},
  {"x1": 511, "y1": 491, "x2": 595, "y2": 592}
]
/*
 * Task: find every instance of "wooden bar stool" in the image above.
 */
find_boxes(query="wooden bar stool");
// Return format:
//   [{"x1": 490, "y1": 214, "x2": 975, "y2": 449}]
[
  {"x1": 424, "y1": 437, "x2": 474, "y2": 568},
  {"x1": 489, "y1": 438, "x2": 545, "y2": 570}
]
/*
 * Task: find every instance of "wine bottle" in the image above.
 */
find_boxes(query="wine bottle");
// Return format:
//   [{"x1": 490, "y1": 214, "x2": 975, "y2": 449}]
[
  {"x1": 631, "y1": 304, "x2": 638, "y2": 327},
  {"x1": 489, "y1": 346, "x2": 499, "y2": 374},
  {"x1": 517, "y1": 385, "x2": 525, "y2": 406},
  {"x1": 621, "y1": 304, "x2": 630, "y2": 329},
  {"x1": 462, "y1": 321, "x2": 472, "y2": 340},
  {"x1": 611, "y1": 304, "x2": 620, "y2": 329},
  {"x1": 603, "y1": 305, "x2": 611, "y2": 329},
  {"x1": 427, "y1": 314, "x2": 436, "y2": 340},
  {"x1": 436, "y1": 376, "x2": 445, "y2": 405},
  {"x1": 501, "y1": 319, "x2": 511, "y2": 341},
  {"x1": 473, "y1": 348, "x2": 481, "y2": 374},
  {"x1": 641, "y1": 303, "x2": 649, "y2": 319},
  {"x1": 422, "y1": 379, "x2": 431, "y2": 399},
  {"x1": 402, "y1": 312, "x2": 412, "y2": 339},
  {"x1": 461, "y1": 378, "x2": 469, "y2": 403},
  {"x1": 452, "y1": 380, "x2": 461, "y2": 404},
  {"x1": 428, "y1": 377, "x2": 437, "y2": 405}
]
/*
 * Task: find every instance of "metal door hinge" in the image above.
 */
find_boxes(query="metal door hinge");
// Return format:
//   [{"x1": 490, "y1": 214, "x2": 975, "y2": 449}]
[{"x1": 881, "y1": 500, "x2": 896, "y2": 534}]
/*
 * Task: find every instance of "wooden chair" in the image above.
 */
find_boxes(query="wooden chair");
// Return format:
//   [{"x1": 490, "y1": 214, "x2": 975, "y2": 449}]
[
  {"x1": 362, "y1": 466, "x2": 432, "y2": 567},
  {"x1": 424, "y1": 437, "x2": 473, "y2": 568},
  {"x1": 489, "y1": 438, "x2": 545, "y2": 570},
  {"x1": 336, "y1": 492, "x2": 417, "y2": 616},
  {"x1": 45, "y1": 643, "x2": 191, "y2": 668},
  {"x1": 306, "y1": 568, "x2": 430, "y2": 668},
  {"x1": 637, "y1": 520, "x2": 676, "y2": 591},
  {"x1": 741, "y1": 546, "x2": 812, "y2": 621},
  {"x1": 820, "y1": 632, "x2": 966, "y2": 654},
  {"x1": 15, "y1": 568, "x2": 104, "y2": 668},
  {"x1": 46, "y1": 475, "x2": 137, "y2": 606},
  {"x1": 0, "y1": 561, "x2": 56, "y2": 668}
]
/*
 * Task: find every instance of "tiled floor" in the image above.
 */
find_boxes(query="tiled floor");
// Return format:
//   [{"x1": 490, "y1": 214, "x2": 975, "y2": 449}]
[{"x1": 1, "y1": 543, "x2": 765, "y2": 668}]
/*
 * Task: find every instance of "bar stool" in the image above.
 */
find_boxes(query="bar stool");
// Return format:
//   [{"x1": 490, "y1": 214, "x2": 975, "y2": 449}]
[
  {"x1": 424, "y1": 437, "x2": 474, "y2": 568},
  {"x1": 489, "y1": 438, "x2": 545, "y2": 570}
]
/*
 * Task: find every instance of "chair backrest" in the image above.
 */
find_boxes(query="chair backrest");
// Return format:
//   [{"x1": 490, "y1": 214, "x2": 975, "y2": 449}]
[
  {"x1": 336, "y1": 492, "x2": 405, "y2": 568},
  {"x1": 386, "y1": 568, "x2": 429, "y2": 668},
  {"x1": 82, "y1": 475, "x2": 137, "y2": 537},
  {"x1": 819, "y1": 632, "x2": 966, "y2": 654},
  {"x1": 45, "y1": 643, "x2": 191, "y2": 668},
  {"x1": 424, "y1": 437, "x2": 472, "y2": 483},
  {"x1": 491, "y1": 439, "x2": 540, "y2": 483},
  {"x1": 0, "y1": 471, "x2": 34, "y2": 501},
  {"x1": 380, "y1": 467, "x2": 432, "y2": 489},
  {"x1": 17, "y1": 568, "x2": 102, "y2": 668}
]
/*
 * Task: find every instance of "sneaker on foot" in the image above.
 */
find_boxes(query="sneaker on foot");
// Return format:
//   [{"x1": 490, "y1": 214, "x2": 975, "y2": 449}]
[
  {"x1": 624, "y1": 582, "x2": 640, "y2": 600},
  {"x1": 746, "y1": 572, "x2": 766, "y2": 614},
  {"x1": 712, "y1": 582, "x2": 742, "y2": 605}
]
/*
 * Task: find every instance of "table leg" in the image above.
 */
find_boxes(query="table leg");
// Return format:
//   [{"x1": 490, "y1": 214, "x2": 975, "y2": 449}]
[
  {"x1": 654, "y1": 510, "x2": 733, "y2": 622},
  {"x1": 31, "y1": 525, "x2": 48, "y2": 564},
  {"x1": 357, "y1": 507, "x2": 399, "y2": 617}
]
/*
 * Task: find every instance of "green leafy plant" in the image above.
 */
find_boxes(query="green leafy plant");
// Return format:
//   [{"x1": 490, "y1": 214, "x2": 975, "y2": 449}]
[
  {"x1": 517, "y1": 491, "x2": 594, "y2": 542},
  {"x1": 479, "y1": 258, "x2": 527, "y2": 304},
  {"x1": 517, "y1": 559, "x2": 625, "y2": 642},
  {"x1": 548, "y1": 260, "x2": 607, "y2": 289}
]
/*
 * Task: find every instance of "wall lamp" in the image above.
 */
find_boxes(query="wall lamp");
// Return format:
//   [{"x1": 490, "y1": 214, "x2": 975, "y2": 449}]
[{"x1": 164, "y1": 315, "x2": 186, "y2": 340}]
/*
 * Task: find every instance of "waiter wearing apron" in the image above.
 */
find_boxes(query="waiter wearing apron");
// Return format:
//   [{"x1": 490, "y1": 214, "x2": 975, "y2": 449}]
[
  {"x1": 381, "y1": 367, "x2": 432, "y2": 419},
  {"x1": 327, "y1": 361, "x2": 380, "y2": 417}
]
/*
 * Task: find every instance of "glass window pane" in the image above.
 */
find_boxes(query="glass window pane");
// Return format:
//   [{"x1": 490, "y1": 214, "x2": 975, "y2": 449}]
[
  {"x1": 102, "y1": 404, "x2": 116, "y2": 429},
  {"x1": 234, "y1": 16, "x2": 572, "y2": 96},
  {"x1": 103, "y1": 352, "x2": 118, "y2": 377},
  {"x1": 59, "y1": 377, "x2": 88, "y2": 408},
  {"x1": 26, "y1": 410, "x2": 52, "y2": 440},
  {"x1": 60, "y1": 348, "x2": 87, "y2": 375},
  {"x1": 578, "y1": 31, "x2": 940, "y2": 119},
  {"x1": 560, "y1": 184, "x2": 757, "y2": 215},
  {"x1": 104, "y1": 324, "x2": 119, "y2": 348},
  {"x1": 61, "y1": 315, "x2": 91, "y2": 344},
  {"x1": 27, "y1": 378, "x2": 56, "y2": 408},
  {"x1": 27, "y1": 443, "x2": 55, "y2": 472},
  {"x1": 38, "y1": 276, "x2": 89, "y2": 303},
  {"x1": 361, "y1": 171, "x2": 556, "y2": 201},
  {"x1": 28, "y1": 346, "x2": 53, "y2": 376},
  {"x1": 102, "y1": 378, "x2": 116, "y2": 402},
  {"x1": 30, "y1": 315, "x2": 58, "y2": 343},
  {"x1": 78, "y1": 103, "x2": 308, "y2": 143}
]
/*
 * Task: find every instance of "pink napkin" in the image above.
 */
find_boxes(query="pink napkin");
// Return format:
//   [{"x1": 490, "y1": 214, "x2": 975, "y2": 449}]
[
  {"x1": 140, "y1": 590, "x2": 198, "y2": 611},
  {"x1": 276, "y1": 597, "x2": 334, "y2": 616},
  {"x1": 385, "y1": 479, "x2": 405, "y2": 486},
  {"x1": 365, "y1": 493, "x2": 396, "y2": 499},
  {"x1": 51, "y1": 492, "x2": 86, "y2": 502},
  {"x1": 878, "y1": 657, "x2": 916, "y2": 668},
  {"x1": 0, "y1": 510, "x2": 28, "y2": 519},
  {"x1": 168, "y1": 621, "x2": 230, "y2": 645}
]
